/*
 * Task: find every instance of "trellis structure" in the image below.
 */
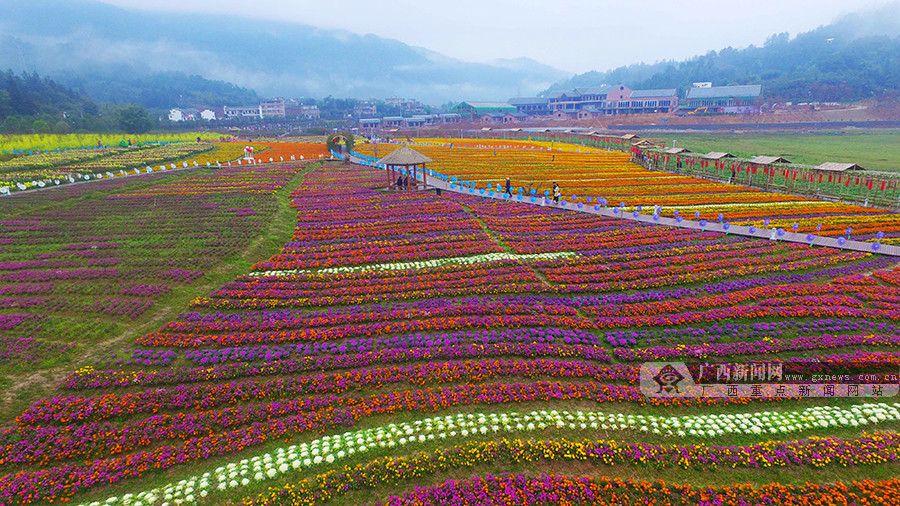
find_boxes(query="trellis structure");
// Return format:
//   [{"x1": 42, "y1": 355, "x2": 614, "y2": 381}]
[{"x1": 635, "y1": 144, "x2": 900, "y2": 209}]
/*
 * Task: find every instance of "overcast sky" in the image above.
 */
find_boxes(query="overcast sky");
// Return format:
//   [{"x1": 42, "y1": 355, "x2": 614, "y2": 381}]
[{"x1": 97, "y1": 0, "x2": 892, "y2": 74}]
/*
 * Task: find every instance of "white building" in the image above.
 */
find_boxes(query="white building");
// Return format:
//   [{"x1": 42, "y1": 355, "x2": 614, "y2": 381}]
[
  {"x1": 260, "y1": 98, "x2": 286, "y2": 118},
  {"x1": 200, "y1": 109, "x2": 216, "y2": 121},
  {"x1": 223, "y1": 105, "x2": 262, "y2": 119},
  {"x1": 299, "y1": 105, "x2": 320, "y2": 119},
  {"x1": 168, "y1": 108, "x2": 200, "y2": 122}
]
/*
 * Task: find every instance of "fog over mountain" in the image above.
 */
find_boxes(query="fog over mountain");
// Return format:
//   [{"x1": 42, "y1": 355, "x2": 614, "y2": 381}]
[{"x1": 0, "y1": 0, "x2": 569, "y2": 105}]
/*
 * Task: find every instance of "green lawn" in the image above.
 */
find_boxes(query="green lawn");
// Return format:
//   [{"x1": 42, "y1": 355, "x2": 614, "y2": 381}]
[{"x1": 663, "y1": 129, "x2": 900, "y2": 173}]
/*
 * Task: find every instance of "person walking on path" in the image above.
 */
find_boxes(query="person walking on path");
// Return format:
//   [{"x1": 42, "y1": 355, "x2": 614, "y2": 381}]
[
  {"x1": 553, "y1": 182, "x2": 561, "y2": 204},
  {"x1": 505, "y1": 177, "x2": 512, "y2": 197}
]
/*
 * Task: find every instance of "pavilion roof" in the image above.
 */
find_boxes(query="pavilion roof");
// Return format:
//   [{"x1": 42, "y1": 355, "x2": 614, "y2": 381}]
[
  {"x1": 815, "y1": 162, "x2": 866, "y2": 172},
  {"x1": 750, "y1": 155, "x2": 792, "y2": 164},
  {"x1": 702, "y1": 151, "x2": 736, "y2": 160},
  {"x1": 376, "y1": 146, "x2": 433, "y2": 166}
]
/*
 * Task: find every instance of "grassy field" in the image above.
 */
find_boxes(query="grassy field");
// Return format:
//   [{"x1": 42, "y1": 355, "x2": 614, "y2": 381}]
[{"x1": 661, "y1": 129, "x2": 900, "y2": 172}]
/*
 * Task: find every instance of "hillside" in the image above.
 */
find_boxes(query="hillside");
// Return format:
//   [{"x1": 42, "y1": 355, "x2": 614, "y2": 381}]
[
  {"x1": 546, "y1": 4, "x2": 900, "y2": 102},
  {"x1": 0, "y1": 0, "x2": 568, "y2": 104}
]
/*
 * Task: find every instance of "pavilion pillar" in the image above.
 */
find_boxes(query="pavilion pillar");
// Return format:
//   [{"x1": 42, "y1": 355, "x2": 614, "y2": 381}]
[{"x1": 422, "y1": 163, "x2": 427, "y2": 189}]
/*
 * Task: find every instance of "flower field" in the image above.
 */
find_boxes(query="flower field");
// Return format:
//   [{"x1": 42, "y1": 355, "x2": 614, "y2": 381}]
[
  {"x1": 0, "y1": 155, "x2": 318, "y2": 421},
  {"x1": 0, "y1": 140, "x2": 329, "y2": 193},
  {"x1": 357, "y1": 140, "x2": 900, "y2": 239},
  {"x1": 2, "y1": 140, "x2": 900, "y2": 506}
]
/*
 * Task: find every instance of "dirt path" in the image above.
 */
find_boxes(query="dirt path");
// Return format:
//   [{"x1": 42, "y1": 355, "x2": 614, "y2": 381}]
[{"x1": 458, "y1": 202, "x2": 555, "y2": 289}]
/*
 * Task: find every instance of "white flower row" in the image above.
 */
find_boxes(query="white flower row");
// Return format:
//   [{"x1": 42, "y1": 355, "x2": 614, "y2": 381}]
[
  {"x1": 80, "y1": 402, "x2": 899, "y2": 506},
  {"x1": 249, "y1": 251, "x2": 576, "y2": 276}
]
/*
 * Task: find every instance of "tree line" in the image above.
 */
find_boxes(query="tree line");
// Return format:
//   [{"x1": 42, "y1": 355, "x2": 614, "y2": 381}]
[{"x1": 0, "y1": 71, "x2": 167, "y2": 134}]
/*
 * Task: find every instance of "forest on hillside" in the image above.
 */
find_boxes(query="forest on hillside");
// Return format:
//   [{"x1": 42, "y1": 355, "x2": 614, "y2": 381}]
[{"x1": 548, "y1": 27, "x2": 900, "y2": 102}]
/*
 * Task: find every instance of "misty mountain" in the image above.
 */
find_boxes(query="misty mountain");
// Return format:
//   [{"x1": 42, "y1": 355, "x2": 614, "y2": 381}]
[
  {"x1": 56, "y1": 68, "x2": 260, "y2": 109},
  {"x1": 545, "y1": 3, "x2": 900, "y2": 102},
  {"x1": 0, "y1": 0, "x2": 569, "y2": 106}
]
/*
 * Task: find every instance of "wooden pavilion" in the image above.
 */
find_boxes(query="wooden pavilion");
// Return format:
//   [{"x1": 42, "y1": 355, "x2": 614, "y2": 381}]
[{"x1": 377, "y1": 146, "x2": 433, "y2": 191}]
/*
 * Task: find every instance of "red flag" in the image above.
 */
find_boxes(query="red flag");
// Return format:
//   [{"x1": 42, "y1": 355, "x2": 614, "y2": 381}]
[
  {"x1": 752, "y1": 166, "x2": 757, "y2": 175},
  {"x1": 829, "y1": 174, "x2": 833, "y2": 182},
  {"x1": 881, "y1": 181, "x2": 887, "y2": 191},
  {"x1": 818, "y1": 174, "x2": 823, "y2": 183},
  {"x1": 792, "y1": 171, "x2": 797, "y2": 180}
]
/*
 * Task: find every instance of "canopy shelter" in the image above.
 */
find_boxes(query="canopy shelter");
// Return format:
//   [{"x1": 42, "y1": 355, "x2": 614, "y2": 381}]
[
  {"x1": 815, "y1": 162, "x2": 866, "y2": 172},
  {"x1": 751, "y1": 155, "x2": 792, "y2": 165},
  {"x1": 702, "y1": 152, "x2": 736, "y2": 160},
  {"x1": 377, "y1": 146, "x2": 433, "y2": 191},
  {"x1": 665, "y1": 147, "x2": 691, "y2": 155}
]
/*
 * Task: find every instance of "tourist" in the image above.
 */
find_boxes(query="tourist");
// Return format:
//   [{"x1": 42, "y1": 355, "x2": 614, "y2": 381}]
[
  {"x1": 553, "y1": 182, "x2": 561, "y2": 204},
  {"x1": 396, "y1": 175, "x2": 403, "y2": 190},
  {"x1": 505, "y1": 178, "x2": 512, "y2": 197}
]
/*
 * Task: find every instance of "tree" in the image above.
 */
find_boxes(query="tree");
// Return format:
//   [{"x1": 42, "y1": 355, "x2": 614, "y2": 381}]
[
  {"x1": 32, "y1": 119, "x2": 51, "y2": 133},
  {"x1": 0, "y1": 116, "x2": 23, "y2": 134},
  {"x1": 52, "y1": 120, "x2": 71, "y2": 134},
  {"x1": 116, "y1": 104, "x2": 152, "y2": 134}
]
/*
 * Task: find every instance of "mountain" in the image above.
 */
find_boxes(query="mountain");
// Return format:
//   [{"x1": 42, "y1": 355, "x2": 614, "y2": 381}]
[
  {"x1": 56, "y1": 69, "x2": 260, "y2": 109},
  {"x1": 544, "y1": 3, "x2": 900, "y2": 102},
  {"x1": 0, "y1": 0, "x2": 568, "y2": 105}
]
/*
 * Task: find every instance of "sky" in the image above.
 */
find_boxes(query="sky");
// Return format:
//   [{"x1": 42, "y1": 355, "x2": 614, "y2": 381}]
[{"x1": 95, "y1": 0, "x2": 893, "y2": 74}]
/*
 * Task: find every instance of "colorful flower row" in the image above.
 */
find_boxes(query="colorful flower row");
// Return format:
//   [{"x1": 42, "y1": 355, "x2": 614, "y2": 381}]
[
  {"x1": 72, "y1": 403, "x2": 899, "y2": 506},
  {"x1": 242, "y1": 433, "x2": 900, "y2": 506},
  {"x1": 372, "y1": 473, "x2": 900, "y2": 506}
]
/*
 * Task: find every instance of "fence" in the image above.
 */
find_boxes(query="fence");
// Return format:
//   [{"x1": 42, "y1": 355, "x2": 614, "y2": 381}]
[{"x1": 632, "y1": 149, "x2": 900, "y2": 210}]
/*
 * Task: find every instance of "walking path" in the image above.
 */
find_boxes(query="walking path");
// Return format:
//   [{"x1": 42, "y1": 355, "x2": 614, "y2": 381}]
[{"x1": 347, "y1": 154, "x2": 900, "y2": 258}]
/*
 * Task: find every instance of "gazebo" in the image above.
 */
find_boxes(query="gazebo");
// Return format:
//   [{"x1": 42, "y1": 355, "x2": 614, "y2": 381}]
[{"x1": 377, "y1": 146, "x2": 433, "y2": 191}]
